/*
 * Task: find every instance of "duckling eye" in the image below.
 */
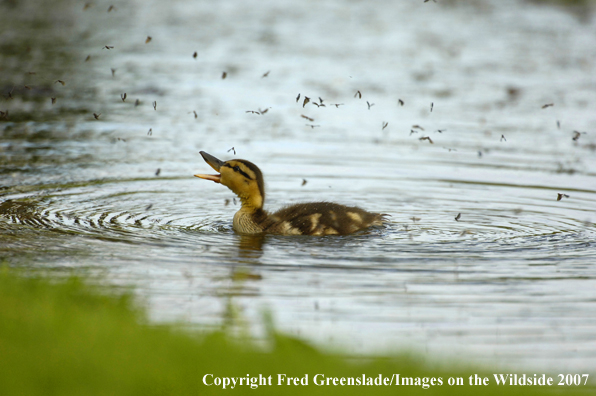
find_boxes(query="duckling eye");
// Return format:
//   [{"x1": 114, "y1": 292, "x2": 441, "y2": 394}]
[{"x1": 225, "y1": 163, "x2": 253, "y2": 180}]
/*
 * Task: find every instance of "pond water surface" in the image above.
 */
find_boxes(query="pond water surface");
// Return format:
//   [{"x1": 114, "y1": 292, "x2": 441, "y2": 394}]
[{"x1": 1, "y1": 0, "x2": 596, "y2": 372}]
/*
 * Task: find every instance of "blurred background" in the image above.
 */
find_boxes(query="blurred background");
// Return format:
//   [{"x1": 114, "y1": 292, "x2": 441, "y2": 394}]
[{"x1": 1, "y1": 0, "x2": 596, "y2": 372}]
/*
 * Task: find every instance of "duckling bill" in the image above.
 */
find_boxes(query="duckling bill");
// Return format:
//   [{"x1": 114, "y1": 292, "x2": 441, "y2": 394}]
[{"x1": 195, "y1": 151, "x2": 385, "y2": 235}]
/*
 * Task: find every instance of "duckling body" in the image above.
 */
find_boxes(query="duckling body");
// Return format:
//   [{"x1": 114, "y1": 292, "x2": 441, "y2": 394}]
[
  {"x1": 195, "y1": 151, "x2": 385, "y2": 236},
  {"x1": 235, "y1": 202, "x2": 382, "y2": 236}
]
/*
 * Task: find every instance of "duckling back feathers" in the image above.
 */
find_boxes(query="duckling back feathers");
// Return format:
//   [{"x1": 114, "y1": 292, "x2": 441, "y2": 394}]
[{"x1": 264, "y1": 202, "x2": 384, "y2": 235}]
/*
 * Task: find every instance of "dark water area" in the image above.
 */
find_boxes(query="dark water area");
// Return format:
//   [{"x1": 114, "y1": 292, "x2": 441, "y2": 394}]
[{"x1": 1, "y1": 0, "x2": 596, "y2": 372}]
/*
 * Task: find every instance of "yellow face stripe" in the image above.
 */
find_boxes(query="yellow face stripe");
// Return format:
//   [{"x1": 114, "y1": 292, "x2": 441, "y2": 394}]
[
  {"x1": 224, "y1": 160, "x2": 265, "y2": 203},
  {"x1": 222, "y1": 162, "x2": 253, "y2": 180}
]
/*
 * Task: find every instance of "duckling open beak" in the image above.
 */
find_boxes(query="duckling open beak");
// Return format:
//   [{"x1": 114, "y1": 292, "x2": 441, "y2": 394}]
[{"x1": 194, "y1": 151, "x2": 225, "y2": 183}]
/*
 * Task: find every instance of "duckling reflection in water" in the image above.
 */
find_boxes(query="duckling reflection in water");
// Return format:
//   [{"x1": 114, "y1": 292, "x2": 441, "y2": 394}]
[{"x1": 195, "y1": 151, "x2": 386, "y2": 235}]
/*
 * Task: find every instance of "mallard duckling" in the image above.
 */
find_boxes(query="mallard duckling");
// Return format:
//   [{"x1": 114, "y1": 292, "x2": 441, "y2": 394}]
[{"x1": 194, "y1": 151, "x2": 385, "y2": 235}]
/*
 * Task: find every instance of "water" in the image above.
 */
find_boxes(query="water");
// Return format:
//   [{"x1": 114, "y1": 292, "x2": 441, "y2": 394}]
[{"x1": 1, "y1": 0, "x2": 596, "y2": 372}]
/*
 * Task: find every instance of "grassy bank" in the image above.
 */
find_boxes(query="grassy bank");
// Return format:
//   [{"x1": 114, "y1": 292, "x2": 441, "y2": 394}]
[{"x1": 0, "y1": 267, "x2": 591, "y2": 395}]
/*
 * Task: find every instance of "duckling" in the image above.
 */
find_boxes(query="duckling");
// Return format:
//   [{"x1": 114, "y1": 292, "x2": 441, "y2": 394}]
[{"x1": 194, "y1": 151, "x2": 386, "y2": 236}]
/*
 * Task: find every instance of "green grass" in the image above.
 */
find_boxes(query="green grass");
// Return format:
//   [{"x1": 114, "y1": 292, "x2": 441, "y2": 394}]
[{"x1": 0, "y1": 267, "x2": 592, "y2": 395}]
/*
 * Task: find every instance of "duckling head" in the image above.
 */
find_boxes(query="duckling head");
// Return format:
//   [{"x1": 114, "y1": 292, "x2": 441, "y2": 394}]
[{"x1": 194, "y1": 151, "x2": 265, "y2": 210}]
